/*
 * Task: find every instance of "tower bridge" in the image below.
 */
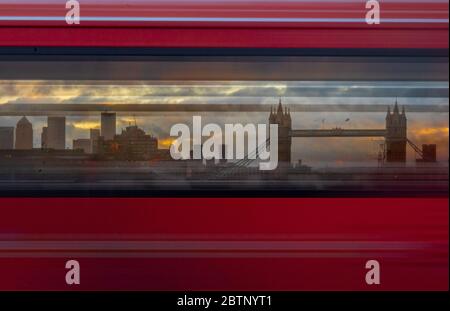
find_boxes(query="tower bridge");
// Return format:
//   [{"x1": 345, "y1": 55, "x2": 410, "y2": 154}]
[
  {"x1": 290, "y1": 129, "x2": 387, "y2": 138},
  {"x1": 270, "y1": 99, "x2": 410, "y2": 164}
]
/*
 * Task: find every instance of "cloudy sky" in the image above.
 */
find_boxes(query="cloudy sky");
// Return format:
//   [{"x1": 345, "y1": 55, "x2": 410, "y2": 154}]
[{"x1": 0, "y1": 80, "x2": 448, "y2": 166}]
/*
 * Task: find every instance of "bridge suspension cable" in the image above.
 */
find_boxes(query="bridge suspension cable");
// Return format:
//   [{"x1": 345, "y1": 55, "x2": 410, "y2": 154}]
[
  {"x1": 407, "y1": 138, "x2": 424, "y2": 158},
  {"x1": 211, "y1": 137, "x2": 271, "y2": 179}
]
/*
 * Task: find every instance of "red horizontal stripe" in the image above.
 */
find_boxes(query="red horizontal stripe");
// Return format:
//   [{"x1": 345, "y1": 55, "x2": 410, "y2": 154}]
[
  {"x1": 0, "y1": 1, "x2": 447, "y2": 27},
  {"x1": 0, "y1": 1, "x2": 447, "y2": 48},
  {"x1": 0, "y1": 1, "x2": 448, "y2": 16},
  {"x1": 0, "y1": 198, "x2": 447, "y2": 241},
  {"x1": 0, "y1": 27, "x2": 447, "y2": 48},
  {"x1": 0, "y1": 257, "x2": 447, "y2": 290},
  {"x1": 0, "y1": 197, "x2": 447, "y2": 290},
  {"x1": 0, "y1": 10, "x2": 447, "y2": 20}
]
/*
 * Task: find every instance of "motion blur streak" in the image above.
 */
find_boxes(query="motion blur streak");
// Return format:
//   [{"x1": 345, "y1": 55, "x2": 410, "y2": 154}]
[
  {"x1": 0, "y1": 0, "x2": 448, "y2": 48},
  {"x1": 0, "y1": 198, "x2": 447, "y2": 290}
]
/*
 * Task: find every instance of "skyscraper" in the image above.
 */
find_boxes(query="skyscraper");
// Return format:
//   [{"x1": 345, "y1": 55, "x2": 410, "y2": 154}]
[
  {"x1": 97, "y1": 125, "x2": 158, "y2": 160},
  {"x1": 101, "y1": 112, "x2": 116, "y2": 140},
  {"x1": 90, "y1": 128, "x2": 100, "y2": 153},
  {"x1": 0, "y1": 127, "x2": 14, "y2": 150},
  {"x1": 47, "y1": 116, "x2": 66, "y2": 150},
  {"x1": 15, "y1": 116, "x2": 33, "y2": 149},
  {"x1": 90, "y1": 128, "x2": 100, "y2": 141},
  {"x1": 41, "y1": 127, "x2": 48, "y2": 149}
]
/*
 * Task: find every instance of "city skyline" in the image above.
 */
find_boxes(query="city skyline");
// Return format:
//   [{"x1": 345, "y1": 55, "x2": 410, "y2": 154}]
[
  {"x1": 0, "y1": 80, "x2": 448, "y2": 166},
  {"x1": 0, "y1": 107, "x2": 448, "y2": 166}
]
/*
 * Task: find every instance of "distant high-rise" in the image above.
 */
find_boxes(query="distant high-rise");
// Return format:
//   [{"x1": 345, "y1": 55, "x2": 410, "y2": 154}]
[
  {"x1": 90, "y1": 128, "x2": 100, "y2": 153},
  {"x1": 101, "y1": 112, "x2": 116, "y2": 140},
  {"x1": 15, "y1": 116, "x2": 33, "y2": 149},
  {"x1": 47, "y1": 116, "x2": 66, "y2": 150},
  {"x1": 0, "y1": 127, "x2": 14, "y2": 150},
  {"x1": 90, "y1": 128, "x2": 100, "y2": 141},
  {"x1": 97, "y1": 125, "x2": 158, "y2": 160},
  {"x1": 41, "y1": 127, "x2": 48, "y2": 149}
]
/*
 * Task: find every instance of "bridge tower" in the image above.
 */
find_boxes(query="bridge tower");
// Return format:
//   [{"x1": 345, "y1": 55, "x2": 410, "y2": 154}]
[
  {"x1": 385, "y1": 100, "x2": 407, "y2": 163},
  {"x1": 269, "y1": 99, "x2": 292, "y2": 164}
]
